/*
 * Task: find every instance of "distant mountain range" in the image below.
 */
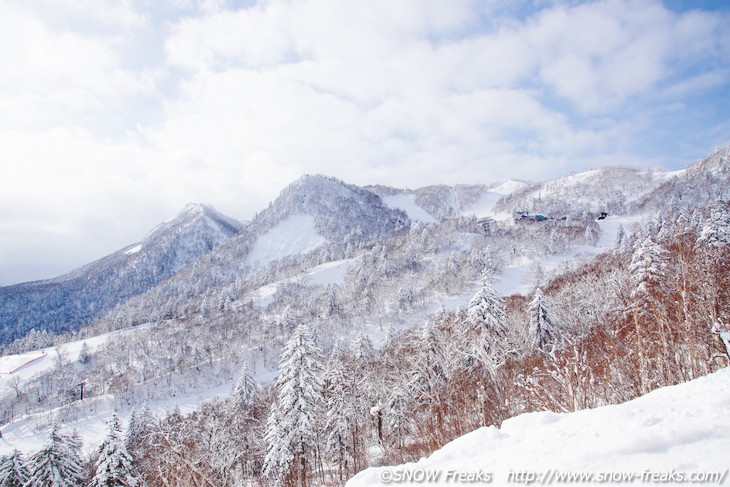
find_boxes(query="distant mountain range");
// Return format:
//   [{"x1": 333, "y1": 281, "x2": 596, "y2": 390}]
[
  {"x1": 1, "y1": 147, "x2": 729, "y2": 346},
  {"x1": 0, "y1": 203, "x2": 242, "y2": 344}
]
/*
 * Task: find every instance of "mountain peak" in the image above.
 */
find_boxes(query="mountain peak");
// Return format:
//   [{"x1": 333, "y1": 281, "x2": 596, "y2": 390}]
[
  {"x1": 0, "y1": 203, "x2": 242, "y2": 343},
  {"x1": 285, "y1": 174, "x2": 354, "y2": 200},
  {"x1": 150, "y1": 203, "x2": 243, "y2": 242},
  {"x1": 180, "y1": 202, "x2": 208, "y2": 215}
]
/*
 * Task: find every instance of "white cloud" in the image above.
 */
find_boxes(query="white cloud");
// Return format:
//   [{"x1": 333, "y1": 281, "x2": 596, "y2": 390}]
[{"x1": 0, "y1": 3, "x2": 153, "y2": 132}]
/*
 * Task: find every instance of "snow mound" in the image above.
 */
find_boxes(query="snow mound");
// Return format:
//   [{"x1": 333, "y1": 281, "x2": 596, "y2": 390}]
[
  {"x1": 347, "y1": 368, "x2": 730, "y2": 486},
  {"x1": 247, "y1": 214, "x2": 327, "y2": 269}
]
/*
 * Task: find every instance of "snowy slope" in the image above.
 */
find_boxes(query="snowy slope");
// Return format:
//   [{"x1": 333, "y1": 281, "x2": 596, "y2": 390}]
[
  {"x1": 252, "y1": 258, "x2": 357, "y2": 307},
  {"x1": 495, "y1": 167, "x2": 677, "y2": 218},
  {"x1": 347, "y1": 368, "x2": 730, "y2": 486},
  {"x1": 0, "y1": 324, "x2": 276, "y2": 457},
  {"x1": 491, "y1": 214, "x2": 643, "y2": 296},
  {"x1": 382, "y1": 195, "x2": 438, "y2": 224},
  {"x1": 378, "y1": 180, "x2": 528, "y2": 223},
  {"x1": 247, "y1": 214, "x2": 328, "y2": 269}
]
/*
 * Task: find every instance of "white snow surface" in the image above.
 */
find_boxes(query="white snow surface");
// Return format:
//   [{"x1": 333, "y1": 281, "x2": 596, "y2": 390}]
[
  {"x1": 490, "y1": 180, "x2": 528, "y2": 195},
  {"x1": 493, "y1": 215, "x2": 644, "y2": 296},
  {"x1": 0, "y1": 323, "x2": 275, "y2": 457},
  {"x1": 461, "y1": 192, "x2": 510, "y2": 221},
  {"x1": 251, "y1": 258, "x2": 357, "y2": 307},
  {"x1": 247, "y1": 214, "x2": 327, "y2": 269},
  {"x1": 347, "y1": 367, "x2": 730, "y2": 487},
  {"x1": 381, "y1": 181, "x2": 527, "y2": 223},
  {"x1": 123, "y1": 244, "x2": 142, "y2": 255},
  {"x1": 383, "y1": 195, "x2": 437, "y2": 223}
]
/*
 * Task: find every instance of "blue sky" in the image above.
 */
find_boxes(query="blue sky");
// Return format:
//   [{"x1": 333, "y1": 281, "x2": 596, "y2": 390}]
[{"x1": 1, "y1": 0, "x2": 729, "y2": 285}]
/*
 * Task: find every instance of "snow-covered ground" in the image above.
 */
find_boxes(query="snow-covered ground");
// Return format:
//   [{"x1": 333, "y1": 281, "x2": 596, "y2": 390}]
[
  {"x1": 247, "y1": 213, "x2": 327, "y2": 269},
  {"x1": 461, "y1": 180, "x2": 529, "y2": 222},
  {"x1": 383, "y1": 195, "x2": 438, "y2": 223},
  {"x1": 0, "y1": 326, "x2": 151, "y2": 394},
  {"x1": 381, "y1": 181, "x2": 527, "y2": 224},
  {"x1": 0, "y1": 323, "x2": 265, "y2": 457},
  {"x1": 493, "y1": 215, "x2": 645, "y2": 296},
  {"x1": 251, "y1": 258, "x2": 357, "y2": 307},
  {"x1": 347, "y1": 367, "x2": 730, "y2": 486},
  {"x1": 0, "y1": 381, "x2": 244, "y2": 458}
]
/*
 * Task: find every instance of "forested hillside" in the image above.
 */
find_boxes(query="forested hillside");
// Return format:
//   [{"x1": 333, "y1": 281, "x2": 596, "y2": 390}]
[
  {"x1": 0, "y1": 203, "x2": 242, "y2": 345},
  {"x1": 0, "y1": 149, "x2": 728, "y2": 487}
]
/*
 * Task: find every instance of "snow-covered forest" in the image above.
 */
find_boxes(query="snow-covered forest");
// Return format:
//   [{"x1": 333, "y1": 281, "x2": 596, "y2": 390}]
[{"x1": 0, "y1": 147, "x2": 729, "y2": 486}]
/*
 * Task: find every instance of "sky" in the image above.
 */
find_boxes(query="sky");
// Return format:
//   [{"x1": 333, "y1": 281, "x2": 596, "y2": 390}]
[{"x1": 1, "y1": 0, "x2": 729, "y2": 286}]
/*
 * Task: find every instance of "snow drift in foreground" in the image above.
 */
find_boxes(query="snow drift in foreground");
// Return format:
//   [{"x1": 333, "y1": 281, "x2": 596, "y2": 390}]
[{"x1": 348, "y1": 368, "x2": 730, "y2": 486}]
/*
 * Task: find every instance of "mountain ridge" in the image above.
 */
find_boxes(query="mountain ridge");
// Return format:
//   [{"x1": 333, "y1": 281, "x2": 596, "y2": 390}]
[{"x1": 0, "y1": 202, "x2": 241, "y2": 344}]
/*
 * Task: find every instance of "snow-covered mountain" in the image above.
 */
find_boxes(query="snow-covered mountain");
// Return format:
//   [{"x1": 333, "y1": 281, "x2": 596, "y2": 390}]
[
  {"x1": 347, "y1": 367, "x2": 730, "y2": 487},
  {"x1": 368, "y1": 180, "x2": 528, "y2": 223},
  {"x1": 635, "y1": 145, "x2": 730, "y2": 213},
  {"x1": 241, "y1": 174, "x2": 409, "y2": 269},
  {"x1": 101, "y1": 175, "x2": 410, "y2": 323},
  {"x1": 0, "y1": 147, "x2": 728, "y2": 487},
  {"x1": 493, "y1": 166, "x2": 680, "y2": 218},
  {"x1": 0, "y1": 203, "x2": 242, "y2": 345}
]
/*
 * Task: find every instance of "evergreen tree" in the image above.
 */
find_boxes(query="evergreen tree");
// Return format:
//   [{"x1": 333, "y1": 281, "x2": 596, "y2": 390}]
[
  {"x1": 629, "y1": 237, "x2": 669, "y2": 315},
  {"x1": 349, "y1": 332, "x2": 374, "y2": 365},
  {"x1": 0, "y1": 450, "x2": 29, "y2": 487},
  {"x1": 232, "y1": 361, "x2": 258, "y2": 410},
  {"x1": 89, "y1": 413, "x2": 141, "y2": 487},
  {"x1": 323, "y1": 363, "x2": 355, "y2": 480},
  {"x1": 698, "y1": 198, "x2": 730, "y2": 248},
  {"x1": 279, "y1": 306, "x2": 296, "y2": 333},
  {"x1": 465, "y1": 276, "x2": 508, "y2": 365},
  {"x1": 125, "y1": 403, "x2": 153, "y2": 453},
  {"x1": 78, "y1": 342, "x2": 90, "y2": 365},
  {"x1": 467, "y1": 277, "x2": 507, "y2": 339},
  {"x1": 263, "y1": 324, "x2": 324, "y2": 486},
  {"x1": 262, "y1": 404, "x2": 291, "y2": 483},
  {"x1": 527, "y1": 288, "x2": 556, "y2": 351},
  {"x1": 25, "y1": 424, "x2": 85, "y2": 487}
]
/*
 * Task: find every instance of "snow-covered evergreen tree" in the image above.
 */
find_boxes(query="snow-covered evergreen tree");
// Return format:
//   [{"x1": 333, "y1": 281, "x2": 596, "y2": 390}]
[
  {"x1": 381, "y1": 325, "x2": 395, "y2": 351},
  {"x1": 349, "y1": 332, "x2": 374, "y2": 364},
  {"x1": 0, "y1": 450, "x2": 29, "y2": 487},
  {"x1": 89, "y1": 413, "x2": 141, "y2": 487},
  {"x1": 323, "y1": 362, "x2": 355, "y2": 480},
  {"x1": 629, "y1": 237, "x2": 669, "y2": 314},
  {"x1": 467, "y1": 277, "x2": 507, "y2": 339},
  {"x1": 464, "y1": 276, "x2": 508, "y2": 365},
  {"x1": 125, "y1": 403, "x2": 154, "y2": 455},
  {"x1": 263, "y1": 323, "x2": 324, "y2": 486},
  {"x1": 262, "y1": 404, "x2": 291, "y2": 483},
  {"x1": 279, "y1": 306, "x2": 296, "y2": 333},
  {"x1": 25, "y1": 424, "x2": 85, "y2": 487},
  {"x1": 698, "y1": 198, "x2": 730, "y2": 247},
  {"x1": 231, "y1": 361, "x2": 258, "y2": 410},
  {"x1": 527, "y1": 288, "x2": 556, "y2": 351},
  {"x1": 78, "y1": 342, "x2": 90, "y2": 365}
]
